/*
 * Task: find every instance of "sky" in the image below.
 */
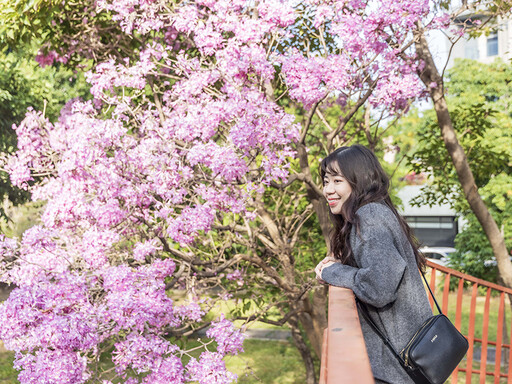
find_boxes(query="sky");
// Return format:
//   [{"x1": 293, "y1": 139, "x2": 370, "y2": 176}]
[{"x1": 427, "y1": 29, "x2": 452, "y2": 72}]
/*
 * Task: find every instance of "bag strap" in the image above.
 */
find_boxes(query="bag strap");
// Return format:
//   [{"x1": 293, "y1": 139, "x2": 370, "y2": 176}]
[
  {"x1": 356, "y1": 300, "x2": 404, "y2": 362},
  {"x1": 419, "y1": 268, "x2": 443, "y2": 315},
  {"x1": 356, "y1": 268, "x2": 442, "y2": 363}
]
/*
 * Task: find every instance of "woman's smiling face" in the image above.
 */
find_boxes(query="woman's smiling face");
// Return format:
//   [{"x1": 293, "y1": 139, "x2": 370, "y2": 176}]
[{"x1": 323, "y1": 167, "x2": 352, "y2": 215}]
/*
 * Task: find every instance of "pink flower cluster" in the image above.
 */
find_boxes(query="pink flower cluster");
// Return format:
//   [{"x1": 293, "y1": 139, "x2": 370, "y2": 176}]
[
  {"x1": 187, "y1": 352, "x2": 237, "y2": 384},
  {"x1": 0, "y1": 235, "x2": 17, "y2": 261},
  {"x1": 0, "y1": 245, "x2": 244, "y2": 383},
  {"x1": 206, "y1": 315, "x2": 246, "y2": 355},
  {"x1": 15, "y1": 350, "x2": 89, "y2": 384},
  {"x1": 85, "y1": 56, "x2": 155, "y2": 100},
  {"x1": 34, "y1": 49, "x2": 69, "y2": 67},
  {"x1": 279, "y1": 0, "x2": 445, "y2": 113},
  {"x1": 1, "y1": 0, "x2": 303, "y2": 382},
  {"x1": 96, "y1": 0, "x2": 166, "y2": 34},
  {"x1": 226, "y1": 269, "x2": 245, "y2": 287},
  {"x1": 280, "y1": 53, "x2": 351, "y2": 109},
  {"x1": 132, "y1": 239, "x2": 161, "y2": 262}
]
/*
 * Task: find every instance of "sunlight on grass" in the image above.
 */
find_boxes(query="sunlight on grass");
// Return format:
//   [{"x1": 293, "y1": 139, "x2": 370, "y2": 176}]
[
  {"x1": 168, "y1": 290, "x2": 289, "y2": 331},
  {"x1": 5, "y1": 274, "x2": 511, "y2": 384},
  {"x1": 0, "y1": 291, "x2": 300, "y2": 384},
  {"x1": 453, "y1": 358, "x2": 511, "y2": 383},
  {"x1": 426, "y1": 270, "x2": 512, "y2": 383},
  {"x1": 226, "y1": 339, "x2": 306, "y2": 384},
  {"x1": 0, "y1": 352, "x2": 17, "y2": 384},
  {"x1": 427, "y1": 271, "x2": 512, "y2": 343}
]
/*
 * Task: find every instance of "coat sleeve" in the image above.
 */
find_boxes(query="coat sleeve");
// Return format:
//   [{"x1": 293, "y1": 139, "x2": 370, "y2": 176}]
[{"x1": 321, "y1": 219, "x2": 407, "y2": 308}]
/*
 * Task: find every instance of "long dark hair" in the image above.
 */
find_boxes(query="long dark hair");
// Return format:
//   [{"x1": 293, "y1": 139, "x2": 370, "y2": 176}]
[{"x1": 320, "y1": 144, "x2": 425, "y2": 270}]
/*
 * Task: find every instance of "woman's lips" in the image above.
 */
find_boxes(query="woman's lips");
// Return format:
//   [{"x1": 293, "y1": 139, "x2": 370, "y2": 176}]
[{"x1": 328, "y1": 199, "x2": 339, "y2": 206}]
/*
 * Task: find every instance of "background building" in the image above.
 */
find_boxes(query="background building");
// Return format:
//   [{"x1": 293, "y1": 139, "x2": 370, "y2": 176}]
[
  {"x1": 397, "y1": 185, "x2": 460, "y2": 247},
  {"x1": 445, "y1": 12, "x2": 512, "y2": 67}
]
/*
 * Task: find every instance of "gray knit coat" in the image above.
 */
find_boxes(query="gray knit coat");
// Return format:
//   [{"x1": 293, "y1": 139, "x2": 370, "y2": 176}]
[{"x1": 321, "y1": 202, "x2": 433, "y2": 383}]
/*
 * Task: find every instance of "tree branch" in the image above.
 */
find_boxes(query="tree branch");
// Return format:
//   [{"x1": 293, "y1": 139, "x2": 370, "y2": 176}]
[
  {"x1": 299, "y1": 97, "x2": 326, "y2": 144},
  {"x1": 327, "y1": 78, "x2": 378, "y2": 151}
]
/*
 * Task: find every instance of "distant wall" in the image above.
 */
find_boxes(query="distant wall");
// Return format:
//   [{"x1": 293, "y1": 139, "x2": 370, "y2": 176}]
[
  {"x1": 397, "y1": 185, "x2": 460, "y2": 247},
  {"x1": 404, "y1": 215, "x2": 458, "y2": 247}
]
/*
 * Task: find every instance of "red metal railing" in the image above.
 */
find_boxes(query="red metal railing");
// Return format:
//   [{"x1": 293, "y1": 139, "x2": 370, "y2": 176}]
[
  {"x1": 426, "y1": 260, "x2": 512, "y2": 384},
  {"x1": 320, "y1": 261, "x2": 512, "y2": 384}
]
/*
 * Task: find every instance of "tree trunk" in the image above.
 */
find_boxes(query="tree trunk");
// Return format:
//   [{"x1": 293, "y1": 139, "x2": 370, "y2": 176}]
[
  {"x1": 289, "y1": 316, "x2": 318, "y2": 384},
  {"x1": 298, "y1": 285, "x2": 329, "y2": 359},
  {"x1": 297, "y1": 143, "x2": 332, "y2": 247},
  {"x1": 414, "y1": 29, "x2": 512, "y2": 288},
  {"x1": 296, "y1": 141, "x2": 331, "y2": 379}
]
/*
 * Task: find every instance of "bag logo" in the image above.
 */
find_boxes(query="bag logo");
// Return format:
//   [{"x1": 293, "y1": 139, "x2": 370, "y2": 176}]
[{"x1": 431, "y1": 335, "x2": 438, "y2": 343}]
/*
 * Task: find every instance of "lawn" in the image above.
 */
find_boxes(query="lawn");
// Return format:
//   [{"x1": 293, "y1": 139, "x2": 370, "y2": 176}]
[
  {"x1": 454, "y1": 359, "x2": 511, "y2": 383},
  {"x1": 0, "y1": 290, "x2": 308, "y2": 383},
  {"x1": 226, "y1": 339, "x2": 307, "y2": 384},
  {"x1": 0, "y1": 337, "x2": 308, "y2": 384},
  {"x1": 0, "y1": 352, "x2": 17, "y2": 384},
  {"x1": 428, "y1": 271, "x2": 512, "y2": 383}
]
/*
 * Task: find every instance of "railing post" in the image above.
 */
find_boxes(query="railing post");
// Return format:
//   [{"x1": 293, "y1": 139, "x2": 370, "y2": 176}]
[
  {"x1": 319, "y1": 329, "x2": 328, "y2": 383},
  {"x1": 425, "y1": 260, "x2": 512, "y2": 383}
]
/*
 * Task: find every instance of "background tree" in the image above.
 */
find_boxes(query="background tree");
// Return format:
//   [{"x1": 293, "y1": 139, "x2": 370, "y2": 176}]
[
  {"x1": 412, "y1": 1, "x2": 512, "y2": 291},
  {"x1": 395, "y1": 58, "x2": 512, "y2": 282},
  {"x1": 0, "y1": 47, "x2": 89, "y2": 225},
  {"x1": 0, "y1": 2, "x2": 298, "y2": 383}
]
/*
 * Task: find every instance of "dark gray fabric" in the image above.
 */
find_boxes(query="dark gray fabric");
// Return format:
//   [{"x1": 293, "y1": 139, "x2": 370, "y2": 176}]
[{"x1": 321, "y1": 202, "x2": 433, "y2": 383}]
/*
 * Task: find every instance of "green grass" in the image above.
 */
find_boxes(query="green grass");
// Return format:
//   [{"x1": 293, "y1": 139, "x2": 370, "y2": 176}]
[
  {"x1": 226, "y1": 339, "x2": 306, "y2": 383},
  {"x1": 446, "y1": 291, "x2": 510, "y2": 342},
  {"x1": 428, "y1": 271, "x2": 512, "y2": 383},
  {"x1": 0, "y1": 338, "x2": 307, "y2": 384},
  {"x1": 0, "y1": 291, "x2": 303, "y2": 383},
  {"x1": 0, "y1": 352, "x2": 17, "y2": 384},
  {"x1": 169, "y1": 290, "x2": 289, "y2": 331},
  {"x1": 453, "y1": 358, "x2": 511, "y2": 383},
  {"x1": 4, "y1": 274, "x2": 509, "y2": 384}
]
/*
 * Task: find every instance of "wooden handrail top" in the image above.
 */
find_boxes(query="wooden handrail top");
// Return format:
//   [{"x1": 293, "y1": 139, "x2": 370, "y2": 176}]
[{"x1": 320, "y1": 286, "x2": 374, "y2": 384}]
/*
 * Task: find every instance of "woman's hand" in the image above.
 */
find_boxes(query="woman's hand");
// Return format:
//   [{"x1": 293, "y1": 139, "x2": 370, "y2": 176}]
[{"x1": 315, "y1": 255, "x2": 337, "y2": 282}]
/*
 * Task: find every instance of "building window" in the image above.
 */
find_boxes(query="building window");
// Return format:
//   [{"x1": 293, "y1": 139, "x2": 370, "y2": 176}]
[
  {"x1": 487, "y1": 34, "x2": 498, "y2": 56},
  {"x1": 464, "y1": 39, "x2": 479, "y2": 60},
  {"x1": 404, "y1": 216, "x2": 458, "y2": 247}
]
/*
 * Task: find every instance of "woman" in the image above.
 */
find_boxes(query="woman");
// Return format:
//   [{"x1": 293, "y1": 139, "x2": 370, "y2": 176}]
[{"x1": 314, "y1": 144, "x2": 432, "y2": 384}]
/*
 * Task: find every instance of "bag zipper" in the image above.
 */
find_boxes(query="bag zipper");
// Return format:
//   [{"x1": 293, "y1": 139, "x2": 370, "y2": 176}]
[{"x1": 399, "y1": 316, "x2": 437, "y2": 367}]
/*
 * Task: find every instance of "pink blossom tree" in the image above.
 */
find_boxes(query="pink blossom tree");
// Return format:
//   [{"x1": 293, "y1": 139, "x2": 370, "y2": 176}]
[
  {"x1": 1, "y1": 1, "x2": 299, "y2": 383},
  {"x1": 0, "y1": 0, "x2": 479, "y2": 383}
]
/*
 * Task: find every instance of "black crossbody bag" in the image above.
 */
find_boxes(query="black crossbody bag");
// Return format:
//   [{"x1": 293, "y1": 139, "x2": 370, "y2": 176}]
[{"x1": 357, "y1": 271, "x2": 469, "y2": 384}]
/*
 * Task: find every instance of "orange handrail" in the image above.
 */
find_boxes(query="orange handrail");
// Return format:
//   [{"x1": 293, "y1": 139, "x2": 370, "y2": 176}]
[{"x1": 319, "y1": 286, "x2": 374, "y2": 384}]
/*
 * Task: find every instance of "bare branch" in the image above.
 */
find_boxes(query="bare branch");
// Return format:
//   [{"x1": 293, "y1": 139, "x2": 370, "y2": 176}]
[
  {"x1": 290, "y1": 210, "x2": 314, "y2": 249},
  {"x1": 315, "y1": 108, "x2": 334, "y2": 133},
  {"x1": 269, "y1": 172, "x2": 323, "y2": 198},
  {"x1": 241, "y1": 254, "x2": 298, "y2": 293},
  {"x1": 299, "y1": 97, "x2": 327, "y2": 144},
  {"x1": 327, "y1": 78, "x2": 378, "y2": 151}
]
